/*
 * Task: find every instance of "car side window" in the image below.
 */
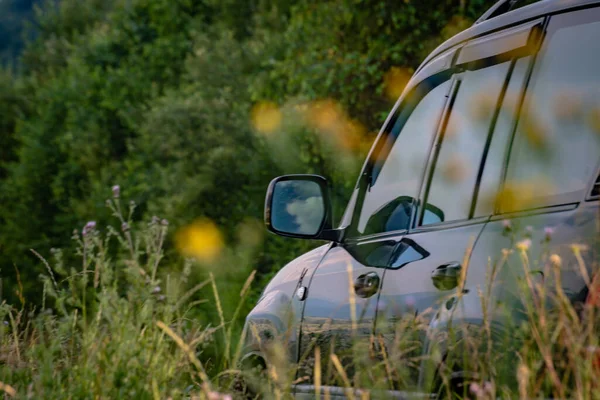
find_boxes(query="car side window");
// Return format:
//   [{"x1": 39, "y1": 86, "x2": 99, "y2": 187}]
[
  {"x1": 356, "y1": 77, "x2": 451, "y2": 235},
  {"x1": 474, "y1": 56, "x2": 532, "y2": 217},
  {"x1": 502, "y1": 9, "x2": 600, "y2": 212},
  {"x1": 422, "y1": 61, "x2": 511, "y2": 226}
]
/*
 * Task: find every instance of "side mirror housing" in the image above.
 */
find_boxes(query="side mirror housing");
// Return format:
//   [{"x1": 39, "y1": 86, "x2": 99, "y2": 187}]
[{"x1": 264, "y1": 175, "x2": 341, "y2": 242}]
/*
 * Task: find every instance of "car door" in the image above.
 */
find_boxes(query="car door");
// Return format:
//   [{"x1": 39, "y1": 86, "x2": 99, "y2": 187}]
[
  {"x1": 296, "y1": 48, "x2": 457, "y2": 389},
  {"x1": 444, "y1": 5, "x2": 600, "y2": 364},
  {"x1": 372, "y1": 20, "x2": 545, "y2": 389}
]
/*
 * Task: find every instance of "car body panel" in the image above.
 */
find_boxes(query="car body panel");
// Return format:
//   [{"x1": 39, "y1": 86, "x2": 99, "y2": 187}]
[
  {"x1": 297, "y1": 239, "x2": 399, "y2": 384},
  {"x1": 242, "y1": 244, "x2": 330, "y2": 364},
  {"x1": 420, "y1": 201, "x2": 599, "y2": 391}
]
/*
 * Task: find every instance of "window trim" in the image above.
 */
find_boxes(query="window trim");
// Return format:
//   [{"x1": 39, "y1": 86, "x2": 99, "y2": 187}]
[
  {"x1": 457, "y1": 19, "x2": 543, "y2": 65},
  {"x1": 489, "y1": 202, "x2": 578, "y2": 222},
  {"x1": 416, "y1": 61, "x2": 513, "y2": 229},
  {"x1": 497, "y1": 8, "x2": 600, "y2": 215},
  {"x1": 468, "y1": 59, "x2": 517, "y2": 220},
  {"x1": 344, "y1": 49, "x2": 458, "y2": 239},
  {"x1": 414, "y1": 19, "x2": 546, "y2": 230},
  {"x1": 586, "y1": 162, "x2": 600, "y2": 201},
  {"x1": 413, "y1": 75, "x2": 462, "y2": 229},
  {"x1": 495, "y1": 17, "x2": 548, "y2": 216}
]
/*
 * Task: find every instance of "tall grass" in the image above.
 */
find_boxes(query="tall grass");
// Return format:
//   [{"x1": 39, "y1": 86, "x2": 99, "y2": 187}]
[
  {"x1": 0, "y1": 188, "x2": 599, "y2": 399},
  {"x1": 0, "y1": 192, "x2": 254, "y2": 399}
]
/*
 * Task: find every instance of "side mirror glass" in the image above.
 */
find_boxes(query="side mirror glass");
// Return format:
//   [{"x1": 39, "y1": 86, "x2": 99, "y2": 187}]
[{"x1": 265, "y1": 175, "x2": 331, "y2": 238}]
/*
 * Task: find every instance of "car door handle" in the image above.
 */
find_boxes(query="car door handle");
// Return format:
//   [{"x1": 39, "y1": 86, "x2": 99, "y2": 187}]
[
  {"x1": 431, "y1": 262, "x2": 462, "y2": 291},
  {"x1": 354, "y1": 271, "x2": 380, "y2": 298}
]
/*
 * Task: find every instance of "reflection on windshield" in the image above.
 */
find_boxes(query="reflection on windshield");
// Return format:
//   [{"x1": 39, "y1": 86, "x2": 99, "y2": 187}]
[
  {"x1": 357, "y1": 79, "x2": 452, "y2": 234},
  {"x1": 363, "y1": 196, "x2": 444, "y2": 235}
]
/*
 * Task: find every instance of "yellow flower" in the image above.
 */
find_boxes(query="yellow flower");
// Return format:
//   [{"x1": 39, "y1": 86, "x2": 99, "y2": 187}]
[
  {"x1": 176, "y1": 219, "x2": 224, "y2": 262},
  {"x1": 496, "y1": 180, "x2": 554, "y2": 213},
  {"x1": 305, "y1": 99, "x2": 366, "y2": 151},
  {"x1": 251, "y1": 102, "x2": 282, "y2": 135},
  {"x1": 441, "y1": 154, "x2": 468, "y2": 183},
  {"x1": 553, "y1": 90, "x2": 584, "y2": 122},
  {"x1": 383, "y1": 67, "x2": 411, "y2": 101},
  {"x1": 307, "y1": 99, "x2": 343, "y2": 133},
  {"x1": 588, "y1": 107, "x2": 600, "y2": 134},
  {"x1": 470, "y1": 89, "x2": 498, "y2": 122},
  {"x1": 442, "y1": 15, "x2": 471, "y2": 40}
]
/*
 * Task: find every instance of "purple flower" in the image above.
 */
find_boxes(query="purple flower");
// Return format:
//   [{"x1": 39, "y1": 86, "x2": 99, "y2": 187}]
[
  {"x1": 470, "y1": 382, "x2": 483, "y2": 397},
  {"x1": 483, "y1": 381, "x2": 493, "y2": 394},
  {"x1": 502, "y1": 219, "x2": 512, "y2": 231},
  {"x1": 152, "y1": 286, "x2": 161, "y2": 294},
  {"x1": 544, "y1": 226, "x2": 555, "y2": 240},
  {"x1": 112, "y1": 185, "x2": 120, "y2": 199},
  {"x1": 121, "y1": 222, "x2": 130, "y2": 232},
  {"x1": 82, "y1": 221, "x2": 97, "y2": 237},
  {"x1": 207, "y1": 392, "x2": 232, "y2": 400}
]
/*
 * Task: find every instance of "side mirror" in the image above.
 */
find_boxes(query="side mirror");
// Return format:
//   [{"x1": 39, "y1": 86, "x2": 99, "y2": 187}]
[{"x1": 265, "y1": 175, "x2": 339, "y2": 241}]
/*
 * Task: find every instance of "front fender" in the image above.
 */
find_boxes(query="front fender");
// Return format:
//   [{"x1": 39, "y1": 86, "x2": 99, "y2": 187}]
[
  {"x1": 241, "y1": 244, "x2": 331, "y2": 367},
  {"x1": 242, "y1": 289, "x2": 295, "y2": 359}
]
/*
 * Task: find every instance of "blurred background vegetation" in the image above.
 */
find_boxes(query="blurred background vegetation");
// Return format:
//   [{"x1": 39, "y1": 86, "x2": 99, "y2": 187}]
[{"x1": 0, "y1": 0, "x2": 494, "y2": 311}]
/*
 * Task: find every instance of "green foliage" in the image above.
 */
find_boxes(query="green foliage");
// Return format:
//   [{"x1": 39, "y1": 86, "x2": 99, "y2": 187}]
[
  {"x1": 0, "y1": 70, "x2": 21, "y2": 179},
  {"x1": 0, "y1": 196, "x2": 251, "y2": 398},
  {"x1": 251, "y1": 0, "x2": 491, "y2": 127},
  {"x1": 0, "y1": 0, "x2": 494, "y2": 309}
]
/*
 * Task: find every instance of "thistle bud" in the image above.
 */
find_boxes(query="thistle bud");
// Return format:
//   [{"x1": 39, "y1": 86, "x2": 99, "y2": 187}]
[
  {"x1": 82, "y1": 221, "x2": 97, "y2": 237},
  {"x1": 544, "y1": 226, "x2": 555, "y2": 241}
]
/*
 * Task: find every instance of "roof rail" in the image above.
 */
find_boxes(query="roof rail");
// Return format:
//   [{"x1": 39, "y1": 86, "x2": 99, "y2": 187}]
[{"x1": 475, "y1": 0, "x2": 538, "y2": 24}]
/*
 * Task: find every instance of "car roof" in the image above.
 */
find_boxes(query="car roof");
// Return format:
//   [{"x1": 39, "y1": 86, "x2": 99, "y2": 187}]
[{"x1": 417, "y1": 0, "x2": 600, "y2": 73}]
